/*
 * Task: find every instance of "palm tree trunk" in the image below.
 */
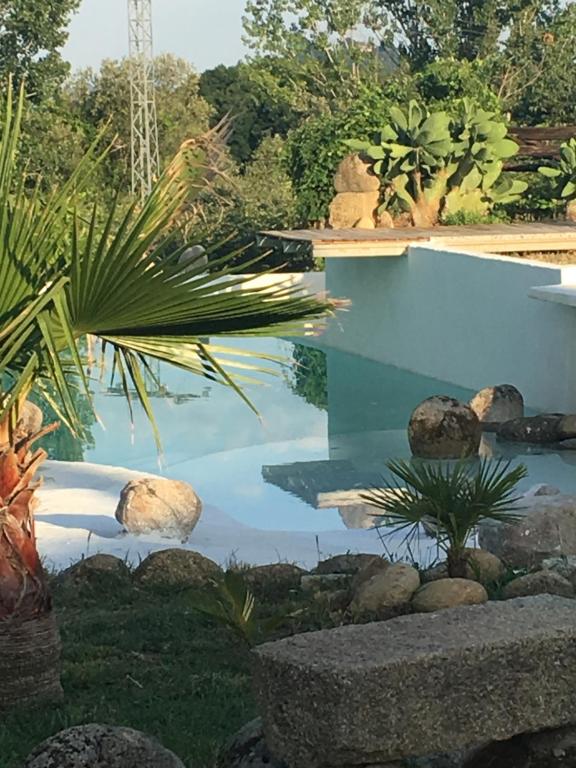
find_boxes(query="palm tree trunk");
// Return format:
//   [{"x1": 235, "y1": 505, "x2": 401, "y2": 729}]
[{"x1": 0, "y1": 419, "x2": 63, "y2": 709}]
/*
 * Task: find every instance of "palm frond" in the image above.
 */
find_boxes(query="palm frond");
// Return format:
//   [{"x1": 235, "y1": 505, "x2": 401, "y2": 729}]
[{"x1": 362, "y1": 458, "x2": 527, "y2": 557}]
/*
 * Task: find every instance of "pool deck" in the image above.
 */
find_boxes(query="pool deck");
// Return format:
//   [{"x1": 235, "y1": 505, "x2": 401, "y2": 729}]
[{"x1": 261, "y1": 221, "x2": 576, "y2": 258}]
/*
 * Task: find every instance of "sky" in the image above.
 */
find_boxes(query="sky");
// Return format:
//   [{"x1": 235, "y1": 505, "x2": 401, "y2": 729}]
[{"x1": 62, "y1": 0, "x2": 249, "y2": 73}]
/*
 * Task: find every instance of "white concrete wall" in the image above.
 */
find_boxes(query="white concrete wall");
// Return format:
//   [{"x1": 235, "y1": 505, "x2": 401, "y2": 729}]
[{"x1": 325, "y1": 247, "x2": 576, "y2": 412}]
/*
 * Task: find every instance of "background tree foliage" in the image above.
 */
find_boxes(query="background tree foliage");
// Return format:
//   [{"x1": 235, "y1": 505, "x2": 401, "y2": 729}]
[
  {"x1": 0, "y1": 0, "x2": 81, "y2": 99},
  {"x1": 2, "y1": 0, "x2": 575, "y2": 267}
]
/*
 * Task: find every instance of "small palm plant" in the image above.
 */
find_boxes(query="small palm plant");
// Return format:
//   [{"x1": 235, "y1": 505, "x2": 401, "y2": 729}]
[
  {"x1": 362, "y1": 459, "x2": 527, "y2": 577},
  {"x1": 189, "y1": 570, "x2": 289, "y2": 647}
]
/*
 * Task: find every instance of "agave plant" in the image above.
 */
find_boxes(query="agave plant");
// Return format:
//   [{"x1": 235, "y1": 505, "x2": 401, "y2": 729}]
[
  {"x1": 348, "y1": 99, "x2": 526, "y2": 226},
  {"x1": 362, "y1": 459, "x2": 527, "y2": 577},
  {"x1": 539, "y1": 138, "x2": 576, "y2": 205},
  {"x1": 0, "y1": 81, "x2": 335, "y2": 708}
]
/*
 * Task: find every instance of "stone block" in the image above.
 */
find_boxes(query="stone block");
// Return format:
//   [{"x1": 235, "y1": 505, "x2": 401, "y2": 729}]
[{"x1": 254, "y1": 596, "x2": 576, "y2": 767}]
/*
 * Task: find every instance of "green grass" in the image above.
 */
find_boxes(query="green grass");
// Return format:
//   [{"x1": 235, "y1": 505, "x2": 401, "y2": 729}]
[{"x1": 0, "y1": 579, "x2": 261, "y2": 768}]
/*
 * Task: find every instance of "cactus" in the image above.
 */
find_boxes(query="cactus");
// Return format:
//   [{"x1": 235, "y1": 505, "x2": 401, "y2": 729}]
[
  {"x1": 539, "y1": 138, "x2": 576, "y2": 200},
  {"x1": 348, "y1": 99, "x2": 526, "y2": 227}
]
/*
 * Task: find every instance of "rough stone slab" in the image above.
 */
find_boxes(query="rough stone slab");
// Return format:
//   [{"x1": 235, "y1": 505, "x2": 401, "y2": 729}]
[{"x1": 254, "y1": 596, "x2": 576, "y2": 768}]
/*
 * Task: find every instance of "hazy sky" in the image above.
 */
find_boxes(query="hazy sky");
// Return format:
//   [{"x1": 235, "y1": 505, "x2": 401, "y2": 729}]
[{"x1": 62, "y1": 0, "x2": 249, "y2": 73}]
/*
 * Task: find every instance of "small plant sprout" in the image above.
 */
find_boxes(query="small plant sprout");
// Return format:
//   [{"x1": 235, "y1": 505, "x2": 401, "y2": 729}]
[
  {"x1": 362, "y1": 458, "x2": 527, "y2": 578},
  {"x1": 188, "y1": 570, "x2": 290, "y2": 647}
]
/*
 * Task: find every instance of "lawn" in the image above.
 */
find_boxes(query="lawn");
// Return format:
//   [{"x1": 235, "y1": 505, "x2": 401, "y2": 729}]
[{"x1": 0, "y1": 577, "x2": 261, "y2": 768}]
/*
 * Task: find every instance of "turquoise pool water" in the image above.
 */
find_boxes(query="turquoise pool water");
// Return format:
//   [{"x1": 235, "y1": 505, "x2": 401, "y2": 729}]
[{"x1": 46, "y1": 337, "x2": 576, "y2": 533}]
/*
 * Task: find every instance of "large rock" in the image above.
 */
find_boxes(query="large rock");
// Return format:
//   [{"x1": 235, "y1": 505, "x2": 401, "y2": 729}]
[
  {"x1": 408, "y1": 396, "x2": 481, "y2": 459},
  {"x1": 25, "y1": 724, "x2": 185, "y2": 767},
  {"x1": 350, "y1": 563, "x2": 420, "y2": 615},
  {"x1": 334, "y1": 154, "x2": 380, "y2": 193},
  {"x1": 254, "y1": 596, "x2": 576, "y2": 768},
  {"x1": 328, "y1": 191, "x2": 379, "y2": 229},
  {"x1": 218, "y1": 718, "x2": 286, "y2": 768},
  {"x1": 115, "y1": 477, "x2": 202, "y2": 542},
  {"x1": 463, "y1": 548, "x2": 505, "y2": 584},
  {"x1": 478, "y1": 493, "x2": 576, "y2": 568},
  {"x1": 243, "y1": 564, "x2": 306, "y2": 598},
  {"x1": 17, "y1": 400, "x2": 43, "y2": 437},
  {"x1": 543, "y1": 554, "x2": 576, "y2": 586},
  {"x1": 469, "y1": 385, "x2": 524, "y2": 429},
  {"x1": 57, "y1": 554, "x2": 130, "y2": 587},
  {"x1": 497, "y1": 414, "x2": 576, "y2": 444},
  {"x1": 463, "y1": 724, "x2": 576, "y2": 768},
  {"x1": 314, "y1": 554, "x2": 386, "y2": 576},
  {"x1": 502, "y1": 571, "x2": 574, "y2": 600},
  {"x1": 133, "y1": 548, "x2": 221, "y2": 588},
  {"x1": 411, "y1": 579, "x2": 488, "y2": 613}
]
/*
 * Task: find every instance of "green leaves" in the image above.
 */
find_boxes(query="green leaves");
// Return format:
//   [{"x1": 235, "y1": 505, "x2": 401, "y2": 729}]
[
  {"x1": 539, "y1": 138, "x2": 576, "y2": 201},
  {"x1": 348, "y1": 96, "x2": 521, "y2": 225},
  {"x1": 188, "y1": 570, "x2": 290, "y2": 647},
  {"x1": 362, "y1": 458, "x2": 527, "y2": 570}
]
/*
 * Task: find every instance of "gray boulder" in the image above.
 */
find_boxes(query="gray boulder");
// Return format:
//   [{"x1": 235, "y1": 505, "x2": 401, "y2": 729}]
[
  {"x1": 542, "y1": 555, "x2": 576, "y2": 586},
  {"x1": 115, "y1": 477, "x2": 202, "y2": 542},
  {"x1": 478, "y1": 493, "x2": 576, "y2": 568},
  {"x1": 243, "y1": 564, "x2": 306, "y2": 598},
  {"x1": 314, "y1": 553, "x2": 385, "y2": 575},
  {"x1": 351, "y1": 563, "x2": 420, "y2": 615},
  {"x1": 502, "y1": 571, "x2": 574, "y2": 600},
  {"x1": 25, "y1": 724, "x2": 185, "y2": 767},
  {"x1": 469, "y1": 385, "x2": 524, "y2": 429},
  {"x1": 57, "y1": 554, "x2": 130, "y2": 587},
  {"x1": 133, "y1": 548, "x2": 221, "y2": 588},
  {"x1": 254, "y1": 596, "x2": 576, "y2": 767},
  {"x1": 408, "y1": 396, "x2": 481, "y2": 459},
  {"x1": 497, "y1": 414, "x2": 576, "y2": 444}
]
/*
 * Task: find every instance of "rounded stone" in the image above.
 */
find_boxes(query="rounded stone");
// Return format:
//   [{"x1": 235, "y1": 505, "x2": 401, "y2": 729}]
[
  {"x1": 502, "y1": 570, "x2": 575, "y2": 600},
  {"x1": 408, "y1": 396, "x2": 482, "y2": 459},
  {"x1": 334, "y1": 154, "x2": 380, "y2": 193},
  {"x1": 24, "y1": 724, "x2": 185, "y2": 768},
  {"x1": 133, "y1": 548, "x2": 221, "y2": 588},
  {"x1": 17, "y1": 400, "x2": 43, "y2": 437},
  {"x1": 469, "y1": 384, "x2": 524, "y2": 428},
  {"x1": 412, "y1": 578, "x2": 488, "y2": 613},
  {"x1": 464, "y1": 548, "x2": 505, "y2": 584},
  {"x1": 315, "y1": 554, "x2": 386, "y2": 576},
  {"x1": 57, "y1": 554, "x2": 130, "y2": 587},
  {"x1": 351, "y1": 562, "x2": 420, "y2": 614},
  {"x1": 115, "y1": 477, "x2": 202, "y2": 542},
  {"x1": 243, "y1": 563, "x2": 306, "y2": 598}
]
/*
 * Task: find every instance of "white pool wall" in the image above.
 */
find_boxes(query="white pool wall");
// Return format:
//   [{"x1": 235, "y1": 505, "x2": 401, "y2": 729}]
[{"x1": 325, "y1": 246, "x2": 576, "y2": 412}]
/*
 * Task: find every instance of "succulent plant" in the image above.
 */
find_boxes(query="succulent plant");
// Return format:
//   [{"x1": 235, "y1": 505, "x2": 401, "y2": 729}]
[
  {"x1": 348, "y1": 99, "x2": 526, "y2": 226},
  {"x1": 539, "y1": 138, "x2": 576, "y2": 200}
]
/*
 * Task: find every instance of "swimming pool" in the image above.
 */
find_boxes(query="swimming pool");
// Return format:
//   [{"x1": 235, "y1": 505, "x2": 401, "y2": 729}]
[{"x1": 44, "y1": 336, "x2": 576, "y2": 536}]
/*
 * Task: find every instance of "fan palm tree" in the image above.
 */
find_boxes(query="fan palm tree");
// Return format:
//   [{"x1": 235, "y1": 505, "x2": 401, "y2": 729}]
[
  {"x1": 363, "y1": 458, "x2": 527, "y2": 577},
  {"x1": 0, "y1": 81, "x2": 336, "y2": 709}
]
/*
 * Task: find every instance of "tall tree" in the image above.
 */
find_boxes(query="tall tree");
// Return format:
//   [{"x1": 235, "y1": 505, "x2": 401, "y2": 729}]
[
  {"x1": 65, "y1": 54, "x2": 213, "y2": 188},
  {"x1": 199, "y1": 63, "x2": 301, "y2": 164},
  {"x1": 0, "y1": 0, "x2": 81, "y2": 100},
  {"x1": 243, "y1": 0, "x2": 394, "y2": 106}
]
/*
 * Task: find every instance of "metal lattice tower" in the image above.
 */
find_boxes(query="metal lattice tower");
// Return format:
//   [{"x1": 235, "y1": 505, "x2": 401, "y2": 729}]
[{"x1": 128, "y1": 0, "x2": 160, "y2": 202}]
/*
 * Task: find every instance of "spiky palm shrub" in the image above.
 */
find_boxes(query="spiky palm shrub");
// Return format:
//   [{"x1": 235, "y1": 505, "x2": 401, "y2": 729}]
[
  {"x1": 363, "y1": 459, "x2": 527, "y2": 577},
  {"x1": 0, "y1": 81, "x2": 335, "y2": 709}
]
